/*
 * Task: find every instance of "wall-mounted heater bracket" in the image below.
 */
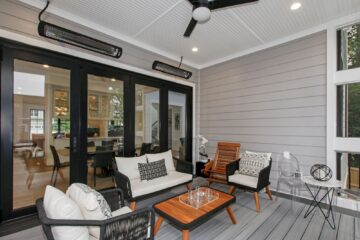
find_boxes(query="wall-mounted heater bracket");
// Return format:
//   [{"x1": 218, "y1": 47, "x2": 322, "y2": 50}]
[
  {"x1": 38, "y1": 21, "x2": 122, "y2": 58},
  {"x1": 152, "y1": 60, "x2": 192, "y2": 79}
]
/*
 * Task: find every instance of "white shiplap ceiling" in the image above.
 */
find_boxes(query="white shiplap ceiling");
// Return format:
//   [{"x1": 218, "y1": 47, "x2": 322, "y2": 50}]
[{"x1": 20, "y1": 0, "x2": 360, "y2": 68}]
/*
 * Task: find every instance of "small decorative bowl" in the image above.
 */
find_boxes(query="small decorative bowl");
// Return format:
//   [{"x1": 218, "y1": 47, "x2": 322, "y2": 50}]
[{"x1": 310, "y1": 164, "x2": 332, "y2": 181}]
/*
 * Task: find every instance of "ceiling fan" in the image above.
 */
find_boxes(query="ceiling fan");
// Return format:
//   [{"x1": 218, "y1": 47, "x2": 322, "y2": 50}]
[{"x1": 184, "y1": 0, "x2": 259, "y2": 37}]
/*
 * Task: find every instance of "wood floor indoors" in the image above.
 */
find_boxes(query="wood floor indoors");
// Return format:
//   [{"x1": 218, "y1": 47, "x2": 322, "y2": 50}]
[{"x1": 0, "y1": 178, "x2": 358, "y2": 240}]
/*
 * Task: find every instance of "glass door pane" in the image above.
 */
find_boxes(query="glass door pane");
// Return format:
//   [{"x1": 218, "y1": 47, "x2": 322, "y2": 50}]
[
  {"x1": 168, "y1": 91, "x2": 187, "y2": 161},
  {"x1": 87, "y1": 74, "x2": 124, "y2": 190},
  {"x1": 135, "y1": 84, "x2": 160, "y2": 156},
  {"x1": 13, "y1": 59, "x2": 71, "y2": 209}
]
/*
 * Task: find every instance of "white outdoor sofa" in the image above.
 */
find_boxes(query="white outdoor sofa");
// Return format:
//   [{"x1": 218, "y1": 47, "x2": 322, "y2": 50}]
[{"x1": 114, "y1": 150, "x2": 193, "y2": 210}]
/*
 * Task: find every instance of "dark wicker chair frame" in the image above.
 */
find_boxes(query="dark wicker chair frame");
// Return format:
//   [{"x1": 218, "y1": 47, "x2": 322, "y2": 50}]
[
  {"x1": 226, "y1": 159, "x2": 273, "y2": 212},
  {"x1": 36, "y1": 188, "x2": 155, "y2": 240},
  {"x1": 114, "y1": 158, "x2": 193, "y2": 210}
]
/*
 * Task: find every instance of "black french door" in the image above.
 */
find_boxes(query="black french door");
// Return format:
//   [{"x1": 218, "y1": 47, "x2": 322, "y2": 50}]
[
  {"x1": 0, "y1": 46, "x2": 85, "y2": 220},
  {"x1": 0, "y1": 38, "x2": 193, "y2": 221}
]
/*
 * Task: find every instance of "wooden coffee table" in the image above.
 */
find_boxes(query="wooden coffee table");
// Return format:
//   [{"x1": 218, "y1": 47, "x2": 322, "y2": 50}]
[{"x1": 153, "y1": 187, "x2": 237, "y2": 240}]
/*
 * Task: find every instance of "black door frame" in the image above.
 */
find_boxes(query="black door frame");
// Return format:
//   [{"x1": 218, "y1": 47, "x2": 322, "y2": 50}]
[
  {"x1": 0, "y1": 38, "x2": 193, "y2": 221},
  {"x1": 0, "y1": 46, "x2": 84, "y2": 220}
]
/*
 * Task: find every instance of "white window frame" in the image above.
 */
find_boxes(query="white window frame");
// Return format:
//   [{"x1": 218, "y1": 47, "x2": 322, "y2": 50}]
[{"x1": 327, "y1": 14, "x2": 360, "y2": 209}]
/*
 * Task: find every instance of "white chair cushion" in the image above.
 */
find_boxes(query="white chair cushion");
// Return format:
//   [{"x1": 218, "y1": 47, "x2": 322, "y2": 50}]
[
  {"x1": 130, "y1": 171, "x2": 192, "y2": 197},
  {"x1": 43, "y1": 185, "x2": 89, "y2": 240},
  {"x1": 112, "y1": 206, "x2": 132, "y2": 217},
  {"x1": 115, "y1": 155, "x2": 147, "y2": 180},
  {"x1": 229, "y1": 174, "x2": 258, "y2": 189},
  {"x1": 66, "y1": 183, "x2": 112, "y2": 240},
  {"x1": 146, "y1": 150, "x2": 175, "y2": 172}
]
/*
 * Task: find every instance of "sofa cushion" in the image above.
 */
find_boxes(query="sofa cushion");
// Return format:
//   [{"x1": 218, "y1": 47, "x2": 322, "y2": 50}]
[
  {"x1": 229, "y1": 174, "x2": 258, "y2": 189},
  {"x1": 146, "y1": 150, "x2": 175, "y2": 172},
  {"x1": 115, "y1": 155, "x2": 147, "y2": 180},
  {"x1": 138, "y1": 159, "x2": 167, "y2": 181},
  {"x1": 130, "y1": 171, "x2": 192, "y2": 198},
  {"x1": 66, "y1": 183, "x2": 112, "y2": 239},
  {"x1": 43, "y1": 185, "x2": 89, "y2": 240},
  {"x1": 112, "y1": 206, "x2": 132, "y2": 217}
]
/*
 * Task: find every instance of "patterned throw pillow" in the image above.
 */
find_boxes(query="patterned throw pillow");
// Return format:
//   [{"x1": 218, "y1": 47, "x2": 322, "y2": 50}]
[
  {"x1": 138, "y1": 159, "x2": 167, "y2": 181},
  {"x1": 238, "y1": 152, "x2": 271, "y2": 177}
]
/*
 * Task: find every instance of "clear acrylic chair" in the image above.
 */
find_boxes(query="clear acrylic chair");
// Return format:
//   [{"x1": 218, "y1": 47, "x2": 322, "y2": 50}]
[{"x1": 276, "y1": 151, "x2": 305, "y2": 210}]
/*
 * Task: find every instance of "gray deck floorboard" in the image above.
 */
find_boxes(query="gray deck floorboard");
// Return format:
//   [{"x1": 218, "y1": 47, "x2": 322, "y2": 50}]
[
  {"x1": 0, "y1": 178, "x2": 358, "y2": 240},
  {"x1": 337, "y1": 214, "x2": 355, "y2": 240},
  {"x1": 318, "y1": 211, "x2": 341, "y2": 240},
  {"x1": 355, "y1": 217, "x2": 360, "y2": 240}
]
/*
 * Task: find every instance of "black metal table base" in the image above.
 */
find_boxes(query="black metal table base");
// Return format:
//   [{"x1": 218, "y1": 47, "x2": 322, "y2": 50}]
[{"x1": 304, "y1": 183, "x2": 336, "y2": 229}]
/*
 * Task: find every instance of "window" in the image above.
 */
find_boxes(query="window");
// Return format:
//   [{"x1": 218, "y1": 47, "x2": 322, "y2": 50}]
[
  {"x1": 337, "y1": 22, "x2": 360, "y2": 71},
  {"x1": 329, "y1": 20, "x2": 360, "y2": 192},
  {"x1": 337, "y1": 152, "x2": 360, "y2": 189},
  {"x1": 29, "y1": 109, "x2": 45, "y2": 138},
  {"x1": 337, "y1": 83, "x2": 360, "y2": 137}
]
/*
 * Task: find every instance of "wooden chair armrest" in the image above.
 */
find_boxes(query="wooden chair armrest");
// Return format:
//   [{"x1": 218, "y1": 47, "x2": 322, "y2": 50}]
[{"x1": 201, "y1": 160, "x2": 214, "y2": 176}]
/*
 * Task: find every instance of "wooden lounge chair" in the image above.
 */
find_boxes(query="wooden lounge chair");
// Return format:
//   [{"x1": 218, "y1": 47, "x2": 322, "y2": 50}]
[{"x1": 203, "y1": 142, "x2": 240, "y2": 185}]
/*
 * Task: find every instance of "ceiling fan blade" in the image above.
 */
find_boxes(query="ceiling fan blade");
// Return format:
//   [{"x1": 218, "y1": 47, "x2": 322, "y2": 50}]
[
  {"x1": 184, "y1": 18, "x2": 197, "y2": 37},
  {"x1": 209, "y1": 0, "x2": 258, "y2": 10}
]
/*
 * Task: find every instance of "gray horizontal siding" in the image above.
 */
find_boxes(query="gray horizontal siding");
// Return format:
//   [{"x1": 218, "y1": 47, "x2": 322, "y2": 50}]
[{"x1": 200, "y1": 32, "x2": 327, "y2": 195}]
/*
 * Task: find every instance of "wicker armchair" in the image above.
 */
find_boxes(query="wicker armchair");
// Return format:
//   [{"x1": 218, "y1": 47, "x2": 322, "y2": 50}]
[
  {"x1": 226, "y1": 159, "x2": 273, "y2": 212},
  {"x1": 36, "y1": 188, "x2": 155, "y2": 240}
]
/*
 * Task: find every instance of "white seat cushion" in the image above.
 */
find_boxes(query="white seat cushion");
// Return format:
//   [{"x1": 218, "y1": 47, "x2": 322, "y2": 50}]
[
  {"x1": 43, "y1": 185, "x2": 89, "y2": 240},
  {"x1": 130, "y1": 171, "x2": 192, "y2": 197},
  {"x1": 66, "y1": 183, "x2": 112, "y2": 240},
  {"x1": 112, "y1": 206, "x2": 132, "y2": 217},
  {"x1": 146, "y1": 150, "x2": 175, "y2": 172},
  {"x1": 115, "y1": 155, "x2": 147, "y2": 180},
  {"x1": 228, "y1": 174, "x2": 258, "y2": 189}
]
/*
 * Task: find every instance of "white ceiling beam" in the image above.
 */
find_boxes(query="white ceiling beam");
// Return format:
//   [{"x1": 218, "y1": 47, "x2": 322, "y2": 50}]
[{"x1": 133, "y1": 0, "x2": 184, "y2": 38}]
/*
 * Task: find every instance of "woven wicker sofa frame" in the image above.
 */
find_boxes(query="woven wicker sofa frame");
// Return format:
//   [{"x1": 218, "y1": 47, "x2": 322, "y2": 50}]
[
  {"x1": 114, "y1": 159, "x2": 193, "y2": 210},
  {"x1": 36, "y1": 188, "x2": 155, "y2": 240}
]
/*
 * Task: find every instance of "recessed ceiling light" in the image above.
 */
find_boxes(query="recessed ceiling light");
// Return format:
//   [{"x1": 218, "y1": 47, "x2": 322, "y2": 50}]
[
  {"x1": 290, "y1": 2, "x2": 302, "y2": 10},
  {"x1": 111, "y1": 78, "x2": 116, "y2": 82},
  {"x1": 108, "y1": 86, "x2": 113, "y2": 91},
  {"x1": 192, "y1": 47, "x2": 198, "y2": 52},
  {"x1": 43, "y1": 64, "x2": 50, "y2": 68}
]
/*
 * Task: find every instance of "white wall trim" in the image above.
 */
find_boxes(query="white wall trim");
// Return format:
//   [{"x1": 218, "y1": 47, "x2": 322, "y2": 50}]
[
  {"x1": 0, "y1": 28, "x2": 196, "y2": 88},
  {"x1": 326, "y1": 11, "x2": 360, "y2": 209},
  {"x1": 334, "y1": 67, "x2": 360, "y2": 85}
]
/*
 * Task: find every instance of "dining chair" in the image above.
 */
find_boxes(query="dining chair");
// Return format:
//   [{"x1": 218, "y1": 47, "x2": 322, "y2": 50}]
[
  {"x1": 92, "y1": 151, "x2": 113, "y2": 187},
  {"x1": 49, "y1": 145, "x2": 70, "y2": 187},
  {"x1": 102, "y1": 140, "x2": 113, "y2": 147}
]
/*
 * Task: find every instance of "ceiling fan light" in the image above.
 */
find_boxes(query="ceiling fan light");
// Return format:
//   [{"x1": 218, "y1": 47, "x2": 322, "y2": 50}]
[{"x1": 193, "y1": 7, "x2": 211, "y2": 23}]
